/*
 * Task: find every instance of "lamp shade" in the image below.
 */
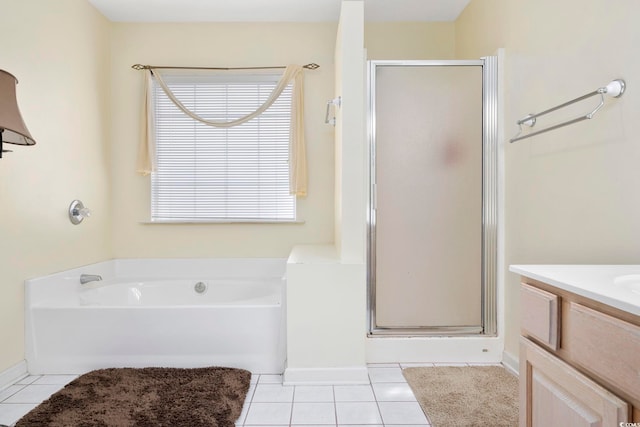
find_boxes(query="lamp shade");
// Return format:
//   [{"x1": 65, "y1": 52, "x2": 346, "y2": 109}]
[{"x1": 0, "y1": 69, "x2": 36, "y2": 146}]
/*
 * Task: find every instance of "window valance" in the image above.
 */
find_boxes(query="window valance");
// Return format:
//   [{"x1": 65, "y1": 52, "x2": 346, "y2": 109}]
[{"x1": 136, "y1": 64, "x2": 307, "y2": 197}]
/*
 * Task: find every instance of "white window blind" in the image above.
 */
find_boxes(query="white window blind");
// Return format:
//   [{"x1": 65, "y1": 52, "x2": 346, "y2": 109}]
[{"x1": 151, "y1": 74, "x2": 296, "y2": 222}]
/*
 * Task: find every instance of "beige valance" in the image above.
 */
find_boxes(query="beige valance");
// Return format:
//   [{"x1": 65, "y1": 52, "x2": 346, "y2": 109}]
[{"x1": 137, "y1": 65, "x2": 307, "y2": 197}]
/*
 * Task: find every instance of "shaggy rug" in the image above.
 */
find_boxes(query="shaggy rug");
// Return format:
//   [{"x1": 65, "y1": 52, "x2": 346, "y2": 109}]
[
  {"x1": 16, "y1": 367, "x2": 251, "y2": 427},
  {"x1": 403, "y1": 365, "x2": 518, "y2": 427}
]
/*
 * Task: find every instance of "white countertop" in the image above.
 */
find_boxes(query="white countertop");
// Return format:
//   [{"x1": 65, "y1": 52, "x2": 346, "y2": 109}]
[{"x1": 510, "y1": 265, "x2": 640, "y2": 317}]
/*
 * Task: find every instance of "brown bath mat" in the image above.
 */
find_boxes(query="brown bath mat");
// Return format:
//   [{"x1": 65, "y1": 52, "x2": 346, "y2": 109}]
[
  {"x1": 403, "y1": 365, "x2": 518, "y2": 427},
  {"x1": 16, "y1": 366, "x2": 251, "y2": 427}
]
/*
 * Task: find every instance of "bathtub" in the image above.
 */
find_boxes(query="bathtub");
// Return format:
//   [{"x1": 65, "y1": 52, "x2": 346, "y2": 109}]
[{"x1": 25, "y1": 259, "x2": 286, "y2": 375}]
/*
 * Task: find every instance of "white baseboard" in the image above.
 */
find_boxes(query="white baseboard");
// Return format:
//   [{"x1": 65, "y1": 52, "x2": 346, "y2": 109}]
[
  {"x1": 502, "y1": 351, "x2": 519, "y2": 376},
  {"x1": 0, "y1": 360, "x2": 28, "y2": 390},
  {"x1": 283, "y1": 366, "x2": 369, "y2": 385}
]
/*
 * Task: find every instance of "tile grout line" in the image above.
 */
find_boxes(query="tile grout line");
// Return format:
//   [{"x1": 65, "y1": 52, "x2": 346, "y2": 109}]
[
  {"x1": 288, "y1": 384, "x2": 294, "y2": 427},
  {"x1": 246, "y1": 379, "x2": 258, "y2": 427},
  {"x1": 332, "y1": 385, "x2": 337, "y2": 427},
  {"x1": 374, "y1": 370, "x2": 385, "y2": 427},
  {"x1": 369, "y1": 370, "x2": 386, "y2": 427},
  {"x1": 240, "y1": 374, "x2": 258, "y2": 427},
  {"x1": 0, "y1": 384, "x2": 27, "y2": 403}
]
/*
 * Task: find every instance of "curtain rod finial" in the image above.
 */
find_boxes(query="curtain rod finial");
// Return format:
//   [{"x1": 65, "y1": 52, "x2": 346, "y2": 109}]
[
  {"x1": 132, "y1": 64, "x2": 148, "y2": 70},
  {"x1": 303, "y1": 63, "x2": 320, "y2": 70}
]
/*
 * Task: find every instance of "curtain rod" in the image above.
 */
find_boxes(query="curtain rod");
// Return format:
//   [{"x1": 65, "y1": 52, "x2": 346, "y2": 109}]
[{"x1": 131, "y1": 63, "x2": 320, "y2": 71}]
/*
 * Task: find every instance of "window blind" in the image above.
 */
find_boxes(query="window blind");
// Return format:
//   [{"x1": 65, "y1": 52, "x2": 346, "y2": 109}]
[{"x1": 151, "y1": 74, "x2": 296, "y2": 222}]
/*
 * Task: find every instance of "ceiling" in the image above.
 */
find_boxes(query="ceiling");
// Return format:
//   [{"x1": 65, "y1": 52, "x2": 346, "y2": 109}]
[{"x1": 87, "y1": 0, "x2": 471, "y2": 23}]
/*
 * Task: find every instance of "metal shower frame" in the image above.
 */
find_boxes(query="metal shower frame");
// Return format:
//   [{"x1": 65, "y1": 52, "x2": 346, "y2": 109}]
[{"x1": 367, "y1": 58, "x2": 499, "y2": 337}]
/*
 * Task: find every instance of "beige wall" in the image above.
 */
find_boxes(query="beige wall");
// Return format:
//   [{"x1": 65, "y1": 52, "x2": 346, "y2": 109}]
[
  {"x1": 456, "y1": 0, "x2": 640, "y2": 358},
  {"x1": 109, "y1": 23, "x2": 336, "y2": 258},
  {"x1": 365, "y1": 22, "x2": 455, "y2": 59},
  {"x1": 0, "y1": 0, "x2": 112, "y2": 371}
]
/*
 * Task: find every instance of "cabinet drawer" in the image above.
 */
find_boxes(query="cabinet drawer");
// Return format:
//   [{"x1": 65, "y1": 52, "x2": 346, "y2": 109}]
[
  {"x1": 564, "y1": 302, "x2": 640, "y2": 400},
  {"x1": 521, "y1": 284, "x2": 559, "y2": 350}
]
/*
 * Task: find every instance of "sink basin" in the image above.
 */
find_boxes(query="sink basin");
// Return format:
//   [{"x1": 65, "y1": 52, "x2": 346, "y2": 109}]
[{"x1": 614, "y1": 274, "x2": 640, "y2": 295}]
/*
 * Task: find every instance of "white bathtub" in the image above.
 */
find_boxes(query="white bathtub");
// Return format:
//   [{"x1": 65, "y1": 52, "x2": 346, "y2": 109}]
[{"x1": 25, "y1": 259, "x2": 286, "y2": 375}]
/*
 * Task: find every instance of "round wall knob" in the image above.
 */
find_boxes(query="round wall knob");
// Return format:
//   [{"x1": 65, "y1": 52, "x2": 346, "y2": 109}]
[{"x1": 69, "y1": 200, "x2": 90, "y2": 225}]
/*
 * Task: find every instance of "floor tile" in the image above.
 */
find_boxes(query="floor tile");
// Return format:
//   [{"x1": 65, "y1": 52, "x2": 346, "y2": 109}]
[
  {"x1": 3, "y1": 384, "x2": 64, "y2": 404},
  {"x1": 368, "y1": 367, "x2": 406, "y2": 383},
  {"x1": 236, "y1": 384, "x2": 256, "y2": 426},
  {"x1": 294, "y1": 386, "x2": 334, "y2": 402},
  {"x1": 0, "y1": 403, "x2": 38, "y2": 426},
  {"x1": 0, "y1": 364, "x2": 440, "y2": 427},
  {"x1": 252, "y1": 384, "x2": 295, "y2": 403},
  {"x1": 291, "y1": 402, "x2": 336, "y2": 425},
  {"x1": 334, "y1": 385, "x2": 375, "y2": 402},
  {"x1": 400, "y1": 363, "x2": 436, "y2": 368},
  {"x1": 372, "y1": 383, "x2": 416, "y2": 401},
  {"x1": 292, "y1": 425, "x2": 336, "y2": 427},
  {"x1": 335, "y1": 402, "x2": 382, "y2": 425},
  {"x1": 378, "y1": 401, "x2": 429, "y2": 425},
  {"x1": 14, "y1": 376, "x2": 40, "y2": 385},
  {"x1": 258, "y1": 375, "x2": 284, "y2": 384},
  {"x1": 0, "y1": 385, "x2": 26, "y2": 403},
  {"x1": 244, "y1": 402, "x2": 292, "y2": 425},
  {"x1": 236, "y1": 399, "x2": 250, "y2": 426},
  {"x1": 244, "y1": 385, "x2": 257, "y2": 404},
  {"x1": 31, "y1": 375, "x2": 78, "y2": 385},
  {"x1": 366, "y1": 363, "x2": 400, "y2": 368}
]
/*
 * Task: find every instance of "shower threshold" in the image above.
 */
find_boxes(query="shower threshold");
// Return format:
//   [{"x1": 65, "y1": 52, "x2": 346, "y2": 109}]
[{"x1": 369, "y1": 325, "x2": 484, "y2": 337}]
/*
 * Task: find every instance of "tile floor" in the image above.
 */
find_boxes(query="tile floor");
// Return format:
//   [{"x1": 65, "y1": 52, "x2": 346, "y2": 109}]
[{"x1": 0, "y1": 363, "x2": 486, "y2": 426}]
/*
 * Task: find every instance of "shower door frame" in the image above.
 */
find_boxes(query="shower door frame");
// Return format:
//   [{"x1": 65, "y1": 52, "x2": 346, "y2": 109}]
[{"x1": 367, "y1": 58, "x2": 499, "y2": 337}]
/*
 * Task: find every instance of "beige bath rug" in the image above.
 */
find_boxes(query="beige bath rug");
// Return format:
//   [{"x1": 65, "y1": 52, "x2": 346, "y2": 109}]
[
  {"x1": 403, "y1": 365, "x2": 518, "y2": 427},
  {"x1": 16, "y1": 366, "x2": 251, "y2": 427}
]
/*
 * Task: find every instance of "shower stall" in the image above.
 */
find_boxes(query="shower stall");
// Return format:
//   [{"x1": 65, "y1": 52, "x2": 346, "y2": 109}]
[{"x1": 367, "y1": 58, "x2": 498, "y2": 337}]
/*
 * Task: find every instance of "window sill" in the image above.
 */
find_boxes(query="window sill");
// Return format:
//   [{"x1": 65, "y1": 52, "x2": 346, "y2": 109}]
[{"x1": 139, "y1": 219, "x2": 305, "y2": 225}]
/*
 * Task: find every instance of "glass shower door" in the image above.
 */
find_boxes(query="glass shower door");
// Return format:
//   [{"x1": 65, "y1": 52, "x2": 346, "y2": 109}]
[{"x1": 369, "y1": 62, "x2": 485, "y2": 334}]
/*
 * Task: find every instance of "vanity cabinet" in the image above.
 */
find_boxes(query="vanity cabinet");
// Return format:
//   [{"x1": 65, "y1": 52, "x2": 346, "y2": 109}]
[{"x1": 519, "y1": 277, "x2": 640, "y2": 426}]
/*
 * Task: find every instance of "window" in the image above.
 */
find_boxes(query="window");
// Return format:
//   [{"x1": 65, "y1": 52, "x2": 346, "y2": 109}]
[{"x1": 151, "y1": 73, "x2": 296, "y2": 222}]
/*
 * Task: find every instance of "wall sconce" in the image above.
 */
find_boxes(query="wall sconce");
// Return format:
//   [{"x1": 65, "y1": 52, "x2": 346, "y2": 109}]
[
  {"x1": 0, "y1": 69, "x2": 36, "y2": 157},
  {"x1": 324, "y1": 96, "x2": 341, "y2": 126}
]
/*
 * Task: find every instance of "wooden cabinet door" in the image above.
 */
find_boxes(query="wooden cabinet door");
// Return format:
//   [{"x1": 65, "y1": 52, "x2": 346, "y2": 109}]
[{"x1": 520, "y1": 338, "x2": 628, "y2": 427}]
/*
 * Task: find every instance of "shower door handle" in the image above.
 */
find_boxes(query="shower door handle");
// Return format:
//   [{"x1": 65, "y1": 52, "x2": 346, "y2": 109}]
[{"x1": 372, "y1": 183, "x2": 377, "y2": 211}]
